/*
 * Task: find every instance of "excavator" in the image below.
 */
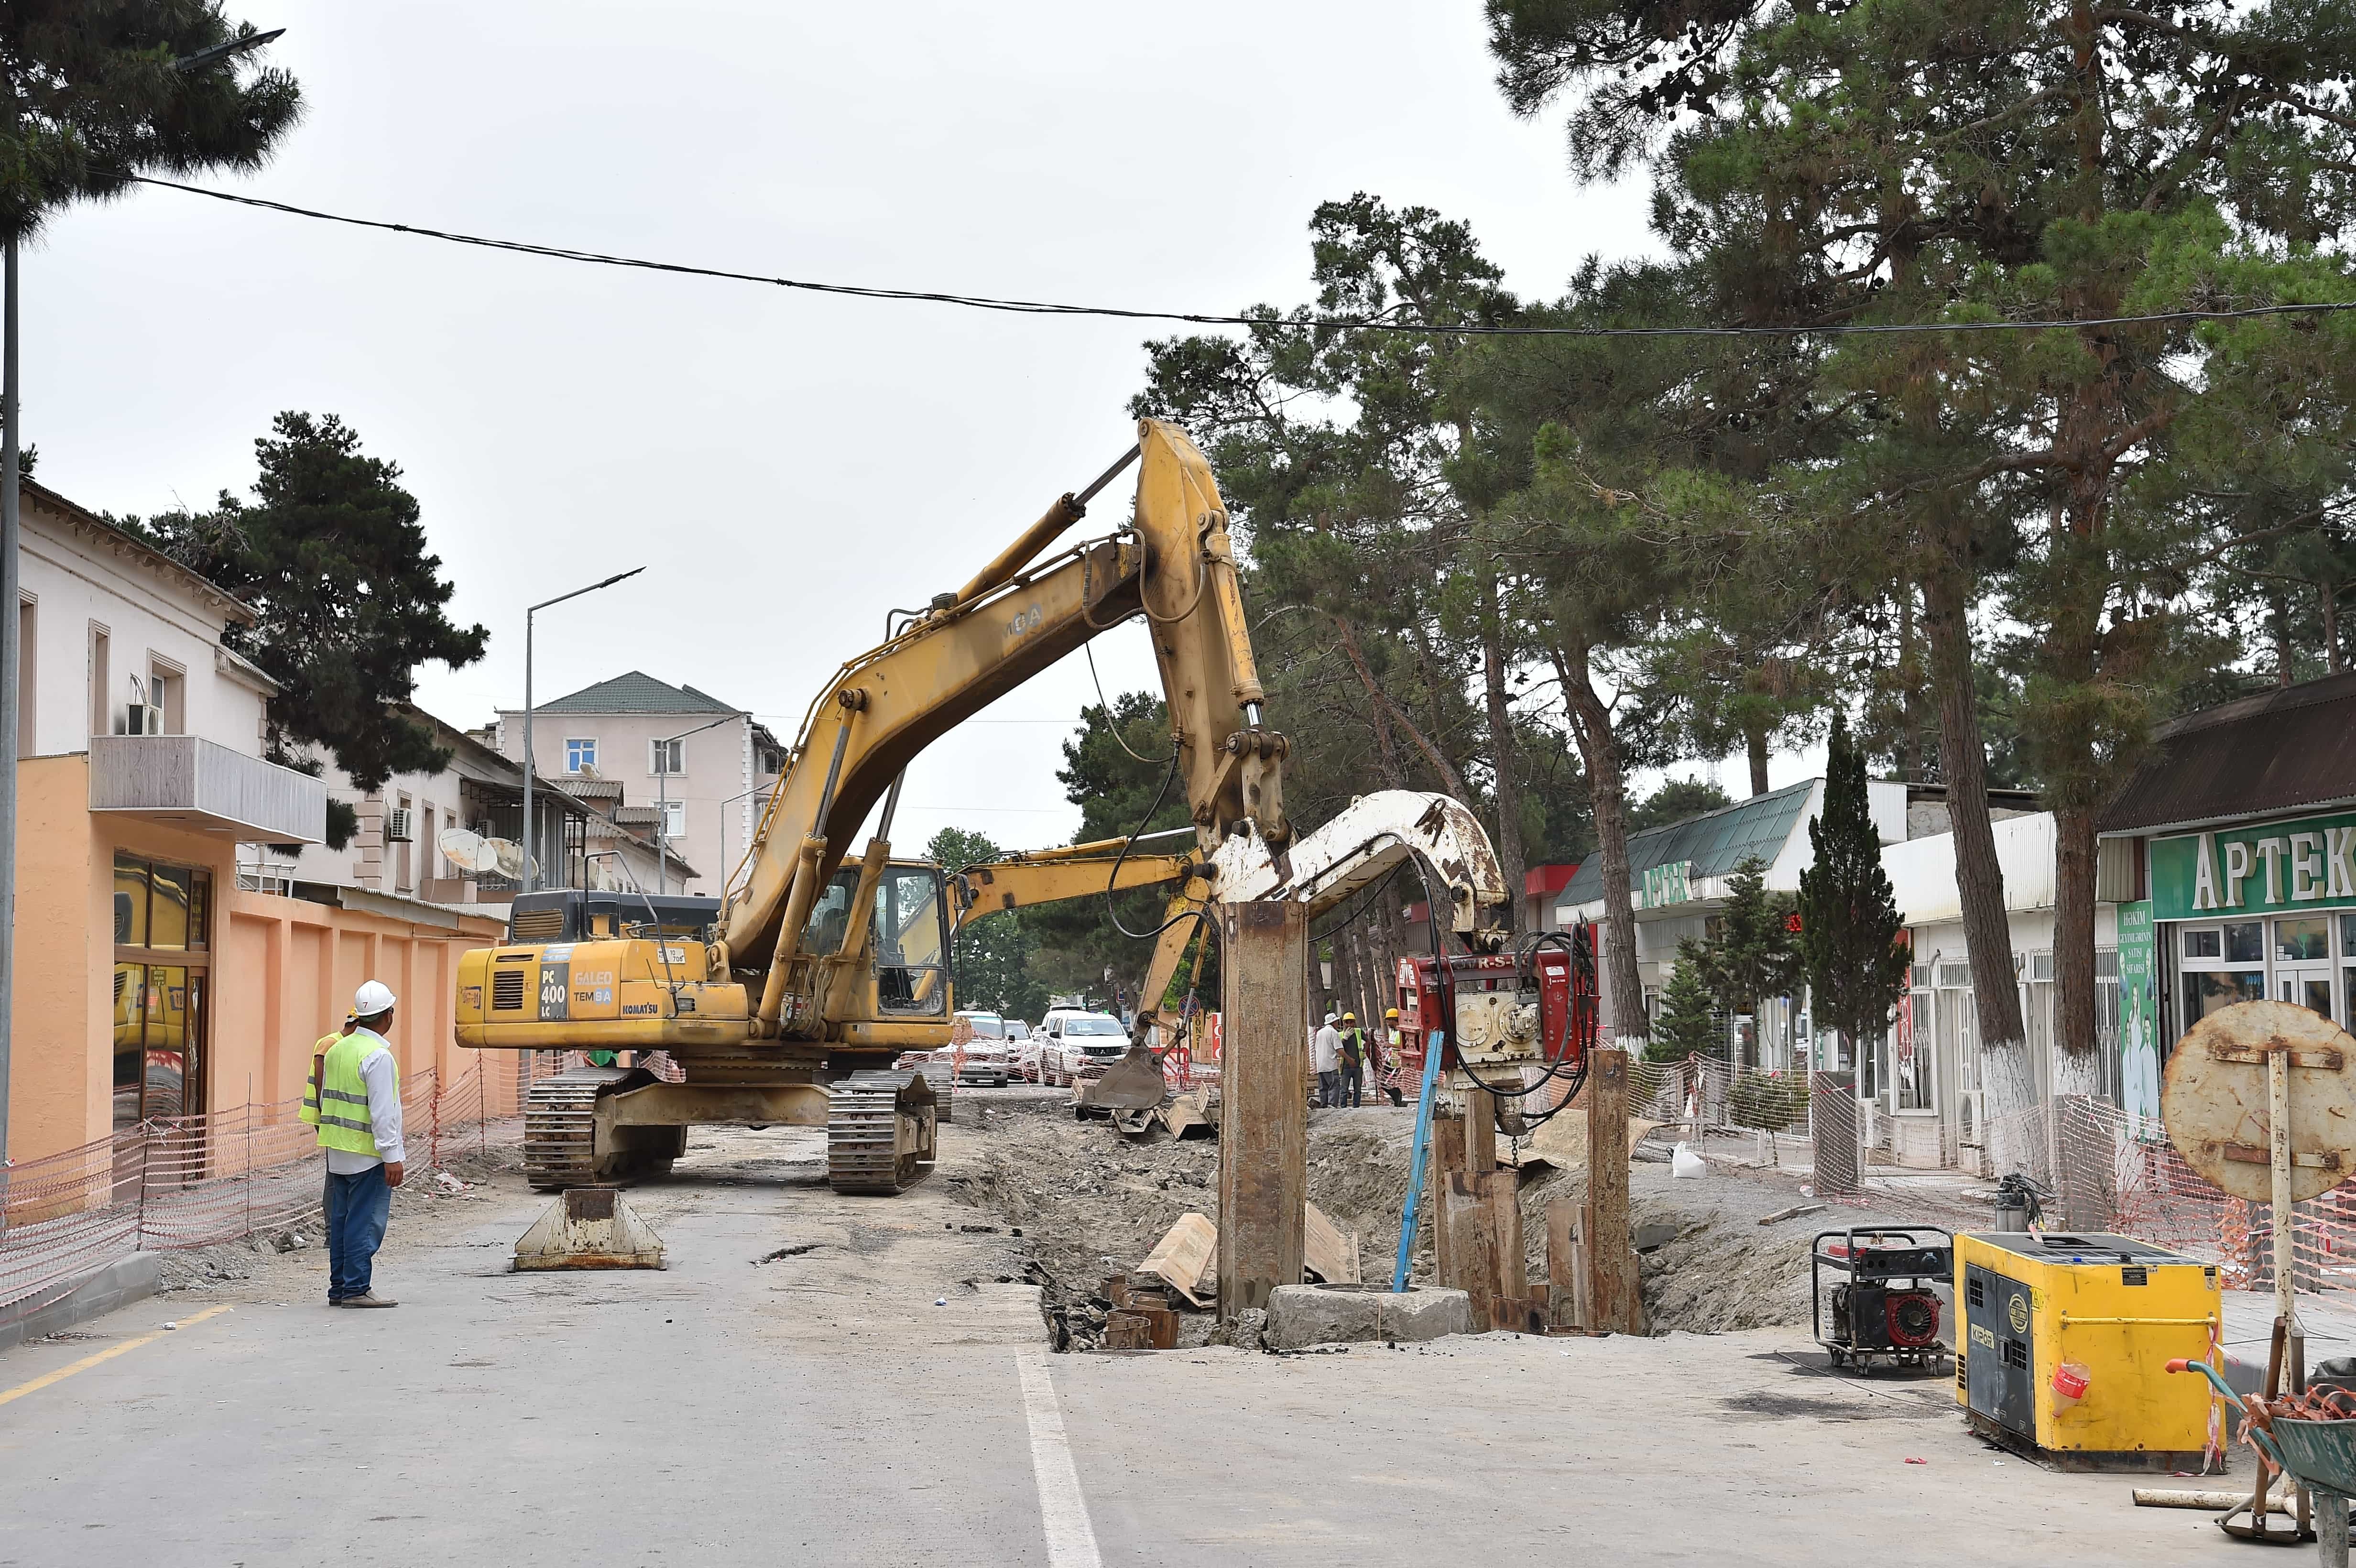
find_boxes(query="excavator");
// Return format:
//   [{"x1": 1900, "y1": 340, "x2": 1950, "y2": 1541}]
[{"x1": 453, "y1": 420, "x2": 1512, "y2": 1193}]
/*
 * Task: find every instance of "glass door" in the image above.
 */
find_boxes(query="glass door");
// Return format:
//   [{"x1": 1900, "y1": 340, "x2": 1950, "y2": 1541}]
[{"x1": 2275, "y1": 915, "x2": 2335, "y2": 1020}]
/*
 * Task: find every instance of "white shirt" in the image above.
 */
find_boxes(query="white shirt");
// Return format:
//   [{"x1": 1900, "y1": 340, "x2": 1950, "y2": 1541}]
[
  {"x1": 325, "y1": 1028, "x2": 408, "y2": 1175},
  {"x1": 1312, "y1": 1024, "x2": 1341, "y2": 1074}
]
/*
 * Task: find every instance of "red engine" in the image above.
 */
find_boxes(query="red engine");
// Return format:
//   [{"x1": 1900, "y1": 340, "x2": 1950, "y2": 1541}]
[{"x1": 1392, "y1": 926, "x2": 1599, "y2": 1081}]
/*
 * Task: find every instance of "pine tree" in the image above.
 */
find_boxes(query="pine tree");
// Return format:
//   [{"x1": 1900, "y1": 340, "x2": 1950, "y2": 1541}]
[
  {"x1": 1649, "y1": 939, "x2": 1719, "y2": 1064},
  {"x1": 2, "y1": 3, "x2": 301, "y2": 240},
  {"x1": 1703, "y1": 853, "x2": 1801, "y2": 1028},
  {"x1": 1798, "y1": 715, "x2": 1911, "y2": 1064},
  {"x1": 150, "y1": 413, "x2": 487, "y2": 792}
]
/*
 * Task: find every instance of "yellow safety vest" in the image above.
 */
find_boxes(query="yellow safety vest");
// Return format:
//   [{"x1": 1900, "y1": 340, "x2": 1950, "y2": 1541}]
[
  {"x1": 299, "y1": 1031, "x2": 343, "y2": 1128},
  {"x1": 306, "y1": 1032, "x2": 395, "y2": 1157}
]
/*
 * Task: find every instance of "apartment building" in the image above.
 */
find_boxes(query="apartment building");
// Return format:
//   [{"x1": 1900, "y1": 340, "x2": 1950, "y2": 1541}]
[{"x1": 495, "y1": 672, "x2": 781, "y2": 897}]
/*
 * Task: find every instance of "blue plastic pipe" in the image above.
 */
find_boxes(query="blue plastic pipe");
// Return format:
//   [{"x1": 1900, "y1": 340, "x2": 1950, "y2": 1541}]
[{"x1": 1391, "y1": 1031, "x2": 1448, "y2": 1292}]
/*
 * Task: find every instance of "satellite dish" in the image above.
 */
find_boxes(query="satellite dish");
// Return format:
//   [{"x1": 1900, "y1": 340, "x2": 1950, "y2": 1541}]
[
  {"x1": 487, "y1": 838, "x2": 527, "y2": 880},
  {"x1": 438, "y1": 827, "x2": 494, "y2": 874}
]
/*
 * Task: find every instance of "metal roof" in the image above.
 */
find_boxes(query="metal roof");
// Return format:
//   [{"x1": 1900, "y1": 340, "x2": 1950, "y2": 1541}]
[
  {"x1": 2098, "y1": 672, "x2": 2356, "y2": 835},
  {"x1": 1557, "y1": 780, "x2": 1817, "y2": 906},
  {"x1": 528, "y1": 671, "x2": 744, "y2": 716}
]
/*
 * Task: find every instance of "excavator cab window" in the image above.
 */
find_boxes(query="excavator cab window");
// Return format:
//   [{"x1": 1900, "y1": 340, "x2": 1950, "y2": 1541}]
[
  {"x1": 801, "y1": 868, "x2": 862, "y2": 957},
  {"x1": 873, "y1": 864, "x2": 949, "y2": 1016}
]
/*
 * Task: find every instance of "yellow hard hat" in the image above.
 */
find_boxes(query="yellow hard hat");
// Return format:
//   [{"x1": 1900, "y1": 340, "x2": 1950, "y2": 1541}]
[
  {"x1": 1386, "y1": 1007, "x2": 1400, "y2": 1018},
  {"x1": 1342, "y1": 1012, "x2": 1356, "y2": 1022}
]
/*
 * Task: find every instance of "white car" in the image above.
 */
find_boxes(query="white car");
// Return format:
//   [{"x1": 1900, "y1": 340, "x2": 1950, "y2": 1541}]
[
  {"x1": 1041, "y1": 1009, "x2": 1130, "y2": 1083},
  {"x1": 951, "y1": 1010, "x2": 1014, "y2": 1087}
]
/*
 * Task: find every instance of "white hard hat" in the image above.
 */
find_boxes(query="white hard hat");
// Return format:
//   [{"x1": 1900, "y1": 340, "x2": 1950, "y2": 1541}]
[{"x1": 354, "y1": 980, "x2": 397, "y2": 1017}]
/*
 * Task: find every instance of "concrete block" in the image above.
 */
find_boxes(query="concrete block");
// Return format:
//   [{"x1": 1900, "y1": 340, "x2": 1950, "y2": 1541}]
[
  {"x1": 0, "y1": 1252, "x2": 164, "y2": 1352},
  {"x1": 1263, "y1": 1284, "x2": 1472, "y2": 1350}
]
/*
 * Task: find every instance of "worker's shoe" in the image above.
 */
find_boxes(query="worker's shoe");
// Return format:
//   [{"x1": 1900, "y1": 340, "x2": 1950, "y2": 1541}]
[{"x1": 339, "y1": 1292, "x2": 398, "y2": 1308}]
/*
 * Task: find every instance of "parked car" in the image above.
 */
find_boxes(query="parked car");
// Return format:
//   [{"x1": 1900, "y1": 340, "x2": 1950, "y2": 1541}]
[
  {"x1": 1017, "y1": 1035, "x2": 1061, "y2": 1086},
  {"x1": 1004, "y1": 1018, "x2": 1031, "y2": 1044},
  {"x1": 951, "y1": 1010, "x2": 1013, "y2": 1087},
  {"x1": 1041, "y1": 1009, "x2": 1130, "y2": 1084}
]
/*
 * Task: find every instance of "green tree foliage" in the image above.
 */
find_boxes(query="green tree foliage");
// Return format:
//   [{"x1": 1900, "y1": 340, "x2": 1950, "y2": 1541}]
[
  {"x1": 1701, "y1": 854, "x2": 1800, "y2": 1023},
  {"x1": 0, "y1": 1, "x2": 300, "y2": 240},
  {"x1": 1485, "y1": 0, "x2": 2356, "y2": 1079},
  {"x1": 1797, "y1": 715, "x2": 1911, "y2": 1056},
  {"x1": 143, "y1": 413, "x2": 488, "y2": 793},
  {"x1": 1649, "y1": 940, "x2": 1720, "y2": 1064},
  {"x1": 1133, "y1": 196, "x2": 1539, "y2": 914},
  {"x1": 1631, "y1": 776, "x2": 1732, "y2": 834},
  {"x1": 927, "y1": 826, "x2": 1051, "y2": 1023},
  {"x1": 1021, "y1": 694, "x2": 1215, "y2": 1010}
]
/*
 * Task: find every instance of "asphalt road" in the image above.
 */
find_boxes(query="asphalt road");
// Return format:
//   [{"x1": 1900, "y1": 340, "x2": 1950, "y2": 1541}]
[{"x1": 0, "y1": 1117, "x2": 2280, "y2": 1567}]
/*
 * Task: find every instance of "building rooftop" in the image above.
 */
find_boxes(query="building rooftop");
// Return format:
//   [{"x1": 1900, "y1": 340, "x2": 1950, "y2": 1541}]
[
  {"x1": 528, "y1": 671, "x2": 745, "y2": 716},
  {"x1": 1557, "y1": 780, "x2": 1818, "y2": 907},
  {"x1": 2098, "y1": 671, "x2": 2356, "y2": 835}
]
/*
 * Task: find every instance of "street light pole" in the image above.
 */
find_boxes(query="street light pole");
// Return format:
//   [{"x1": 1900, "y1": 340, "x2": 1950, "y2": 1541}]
[
  {"x1": 521, "y1": 567, "x2": 644, "y2": 892},
  {"x1": 654, "y1": 712, "x2": 741, "y2": 896}
]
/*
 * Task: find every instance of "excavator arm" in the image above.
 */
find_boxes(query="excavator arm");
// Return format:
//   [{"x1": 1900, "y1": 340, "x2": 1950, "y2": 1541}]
[{"x1": 721, "y1": 419, "x2": 1285, "y2": 1041}]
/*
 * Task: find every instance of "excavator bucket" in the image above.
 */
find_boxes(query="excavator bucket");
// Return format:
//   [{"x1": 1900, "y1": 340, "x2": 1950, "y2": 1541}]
[
  {"x1": 1079, "y1": 1043, "x2": 1169, "y2": 1115},
  {"x1": 512, "y1": 1187, "x2": 667, "y2": 1271}
]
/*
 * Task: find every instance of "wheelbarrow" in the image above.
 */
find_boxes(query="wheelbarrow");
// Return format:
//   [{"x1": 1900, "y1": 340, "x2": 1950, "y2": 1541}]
[{"x1": 2172, "y1": 1357, "x2": 2350, "y2": 1561}]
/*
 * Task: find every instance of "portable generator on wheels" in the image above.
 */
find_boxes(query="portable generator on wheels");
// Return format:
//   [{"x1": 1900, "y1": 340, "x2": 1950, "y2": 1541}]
[{"x1": 1813, "y1": 1227, "x2": 1953, "y2": 1373}]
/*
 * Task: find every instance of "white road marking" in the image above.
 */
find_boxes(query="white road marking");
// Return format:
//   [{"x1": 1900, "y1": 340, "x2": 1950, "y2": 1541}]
[{"x1": 1016, "y1": 1347, "x2": 1103, "y2": 1568}]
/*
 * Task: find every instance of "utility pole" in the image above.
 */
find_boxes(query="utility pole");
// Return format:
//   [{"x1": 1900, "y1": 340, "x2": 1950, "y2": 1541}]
[
  {"x1": 521, "y1": 568, "x2": 644, "y2": 891},
  {"x1": 0, "y1": 236, "x2": 18, "y2": 1172}
]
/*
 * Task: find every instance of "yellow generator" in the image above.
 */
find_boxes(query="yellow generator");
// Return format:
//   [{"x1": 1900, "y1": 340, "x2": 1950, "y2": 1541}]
[{"x1": 1956, "y1": 1232, "x2": 2223, "y2": 1472}]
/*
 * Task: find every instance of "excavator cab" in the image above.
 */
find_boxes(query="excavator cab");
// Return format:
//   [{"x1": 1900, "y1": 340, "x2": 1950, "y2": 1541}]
[{"x1": 798, "y1": 860, "x2": 952, "y2": 1017}]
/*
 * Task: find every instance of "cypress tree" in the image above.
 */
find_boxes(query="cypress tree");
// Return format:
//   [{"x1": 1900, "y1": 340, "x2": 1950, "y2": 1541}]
[
  {"x1": 1649, "y1": 939, "x2": 1719, "y2": 1065},
  {"x1": 1797, "y1": 714, "x2": 1911, "y2": 1066}
]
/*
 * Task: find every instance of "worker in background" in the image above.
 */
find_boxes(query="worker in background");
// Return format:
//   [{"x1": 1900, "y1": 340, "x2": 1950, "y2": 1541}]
[
  {"x1": 1378, "y1": 1007, "x2": 1407, "y2": 1106},
  {"x1": 1337, "y1": 1012, "x2": 1366, "y2": 1108},
  {"x1": 298, "y1": 980, "x2": 407, "y2": 1308},
  {"x1": 1312, "y1": 1011, "x2": 1342, "y2": 1108}
]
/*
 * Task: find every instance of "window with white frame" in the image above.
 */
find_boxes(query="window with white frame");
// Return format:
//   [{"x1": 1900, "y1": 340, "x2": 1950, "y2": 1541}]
[
  {"x1": 2178, "y1": 920, "x2": 2267, "y2": 1027},
  {"x1": 659, "y1": 800, "x2": 686, "y2": 840},
  {"x1": 652, "y1": 737, "x2": 684, "y2": 775},
  {"x1": 565, "y1": 738, "x2": 596, "y2": 774}
]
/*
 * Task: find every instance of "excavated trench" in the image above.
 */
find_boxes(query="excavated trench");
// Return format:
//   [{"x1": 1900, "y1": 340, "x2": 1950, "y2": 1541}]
[{"x1": 949, "y1": 1094, "x2": 1842, "y2": 1346}]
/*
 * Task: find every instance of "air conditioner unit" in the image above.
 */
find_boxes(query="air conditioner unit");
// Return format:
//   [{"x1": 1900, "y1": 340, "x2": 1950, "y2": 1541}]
[
  {"x1": 124, "y1": 704, "x2": 165, "y2": 736},
  {"x1": 385, "y1": 808, "x2": 414, "y2": 843}
]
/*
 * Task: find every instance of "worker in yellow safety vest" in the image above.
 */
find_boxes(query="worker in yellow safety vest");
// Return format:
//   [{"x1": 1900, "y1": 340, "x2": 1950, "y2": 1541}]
[{"x1": 298, "y1": 980, "x2": 407, "y2": 1307}]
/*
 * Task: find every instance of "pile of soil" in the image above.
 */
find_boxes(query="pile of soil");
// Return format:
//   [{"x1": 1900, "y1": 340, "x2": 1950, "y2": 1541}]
[{"x1": 950, "y1": 1095, "x2": 1858, "y2": 1342}]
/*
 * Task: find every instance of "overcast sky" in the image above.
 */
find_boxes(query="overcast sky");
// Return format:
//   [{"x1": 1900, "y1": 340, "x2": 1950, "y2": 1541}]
[{"x1": 31, "y1": 1, "x2": 1801, "y2": 860}]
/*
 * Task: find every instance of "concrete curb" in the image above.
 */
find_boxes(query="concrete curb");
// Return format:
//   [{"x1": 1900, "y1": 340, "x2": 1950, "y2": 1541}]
[
  {"x1": 1264, "y1": 1284, "x2": 1472, "y2": 1350},
  {"x1": 0, "y1": 1254, "x2": 164, "y2": 1354}
]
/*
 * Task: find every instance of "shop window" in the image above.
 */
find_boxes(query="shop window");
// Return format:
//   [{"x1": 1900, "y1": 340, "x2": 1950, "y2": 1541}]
[
  {"x1": 2225, "y1": 921, "x2": 2265, "y2": 964},
  {"x1": 2182, "y1": 969, "x2": 2265, "y2": 1027},
  {"x1": 111, "y1": 852, "x2": 211, "y2": 1129},
  {"x1": 2274, "y1": 917, "x2": 2331, "y2": 963},
  {"x1": 2183, "y1": 927, "x2": 2222, "y2": 960}
]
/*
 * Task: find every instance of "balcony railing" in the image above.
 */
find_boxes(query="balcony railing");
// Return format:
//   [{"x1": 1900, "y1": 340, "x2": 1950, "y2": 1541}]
[{"x1": 89, "y1": 735, "x2": 328, "y2": 844}]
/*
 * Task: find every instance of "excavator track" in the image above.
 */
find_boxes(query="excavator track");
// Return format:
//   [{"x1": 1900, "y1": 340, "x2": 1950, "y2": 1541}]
[
  {"x1": 523, "y1": 1066, "x2": 680, "y2": 1192},
  {"x1": 827, "y1": 1069, "x2": 938, "y2": 1195}
]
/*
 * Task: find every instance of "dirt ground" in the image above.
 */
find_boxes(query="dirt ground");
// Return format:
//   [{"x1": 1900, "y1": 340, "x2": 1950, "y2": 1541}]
[{"x1": 947, "y1": 1088, "x2": 1974, "y2": 1345}]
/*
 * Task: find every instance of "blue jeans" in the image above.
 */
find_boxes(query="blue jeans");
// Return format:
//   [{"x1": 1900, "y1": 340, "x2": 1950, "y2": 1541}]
[{"x1": 324, "y1": 1165, "x2": 391, "y2": 1302}]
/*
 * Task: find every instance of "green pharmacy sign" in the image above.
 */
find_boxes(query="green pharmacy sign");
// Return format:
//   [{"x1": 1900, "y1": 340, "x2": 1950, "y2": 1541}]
[{"x1": 2148, "y1": 810, "x2": 2356, "y2": 923}]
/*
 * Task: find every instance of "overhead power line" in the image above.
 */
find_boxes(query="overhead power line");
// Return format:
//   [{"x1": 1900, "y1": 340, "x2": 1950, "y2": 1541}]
[{"x1": 128, "y1": 172, "x2": 2356, "y2": 339}]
